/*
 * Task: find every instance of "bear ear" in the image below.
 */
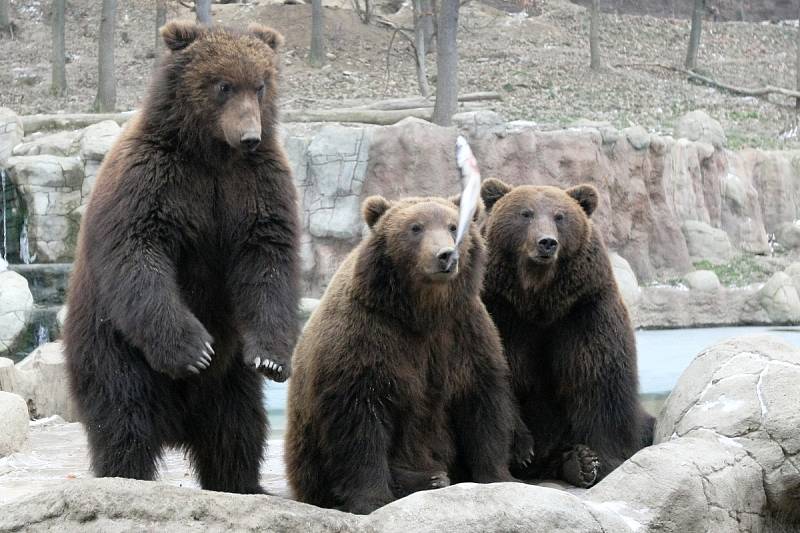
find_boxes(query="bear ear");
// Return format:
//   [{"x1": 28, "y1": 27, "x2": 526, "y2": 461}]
[
  {"x1": 566, "y1": 184, "x2": 599, "y2": 217},
  {"x1": 480, "y1": 178, "x2": 512, "y2": 212},
  {"x1": 161, "y1": 20, "x2": 204, "y2": 51},
  {"x1": 448, "y1": 194, "x2": 485, "y2": 222},
  {"x1": 248, "y1": 24, "x2": 284, "y2": 51},
  {"x1": 363, "y1": 196, "x2": 392, "y2": 229}
]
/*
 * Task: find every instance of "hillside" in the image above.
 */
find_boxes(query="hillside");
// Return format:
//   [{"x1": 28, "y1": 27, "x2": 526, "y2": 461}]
[{"x1": 0, "y1": 0, "x2": 799, "y2": 149}]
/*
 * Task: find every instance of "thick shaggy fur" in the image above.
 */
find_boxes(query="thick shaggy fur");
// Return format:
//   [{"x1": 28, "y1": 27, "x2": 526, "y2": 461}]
[
  {"x1": 480, "y1": 179, "x2": 654, "y2": 488},
  {"x1": 286, "y1": 196, "x2": 516, "y2": 514},
  {"x1": 63, "y1": 22, "x2": 300, "y2": 493}
]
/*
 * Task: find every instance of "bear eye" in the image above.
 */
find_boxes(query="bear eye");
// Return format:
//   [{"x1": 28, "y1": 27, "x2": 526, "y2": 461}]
[
  {"x1": 520, "y1": 209, "x2": 534, "y2": 219},
  {"x1": 448, "y1": 223, "x2": 457, "y2": 234},
  {"x1": 256, "y1": 82, "x2": 266, "y2": 99},
  {"x1": 554, "y1": 213, "x2": 565, "y2": 223},
  {"x1": 217, "y1": 81, "x2": 233, "y2": 96},
  {"x1": 410, "y1": 223, "x2": 423, "y2": 234}
]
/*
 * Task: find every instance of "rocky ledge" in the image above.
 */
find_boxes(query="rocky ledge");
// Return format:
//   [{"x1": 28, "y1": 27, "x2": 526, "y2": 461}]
[{"x1": 0, "y1": 335, "x2": 798, "y2": 532}]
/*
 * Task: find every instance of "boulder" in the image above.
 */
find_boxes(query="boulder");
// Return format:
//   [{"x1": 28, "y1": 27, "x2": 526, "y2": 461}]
[
  {"x1": 757, "y1": 272, "x2": 800, "y2": 323},
  {"x1": 681, "y1": 220, "x2": 734, "y2": 264},
  {"x1": 776, "y1": 221, "x2": 800, "y2": 251},
  {"x1": 623, "y1": 125, "x2": 650, "y2": 151},
  {"x1": 14, "y1": 342, "x2": 77, "y2": 421},
  {"x1": 0, "y1": 391, "x2": 29, "y2": 457},
  {"x1": 610, "y1": 252, "x2": 641, "y2": 306},
  {"x1": 786, "y1": 263, "x2": 800, "y2": 292},
  {"x1": 79, "y1": 120, "x2": 121, "y2": 161},
  {"x1": 12, "y1": 130, "x2": 79, "y2": 157},
  {"x1": 0, "y1": 270, "x2": 34, "y2": 356},
  {"x1": 0, "y1": 108, "x2": 24, "y2": 165},
  {"x1": 674, "y1": 110, "x2": 726, "y2": 149},
  {"x1": 587, "y1": 435, "x2": 765, "y2": 533},
  {"x1": 684, "y1": 269, "x2": 721, "y2": 291},
  {"x1": 656, "y1": 335, "x2": 800, "y2": 517}
]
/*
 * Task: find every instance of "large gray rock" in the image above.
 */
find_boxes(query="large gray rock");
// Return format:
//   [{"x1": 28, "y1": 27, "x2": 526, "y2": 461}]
[
  {"x1": 684, "y1": 269, "x2": 721, "y2": 291},
  {"x1": 0, "y1": 270, "x2": 34, "y2": 356},
  {"x1": 587, "y1": 435, "x2": 765, "y2": 533},
  {"x1": 786, "y1": 263, "x2": 800, "y2": 292},
  {"x1": 12, "y1": 130, "x2": 79, "y2": 157},
  {"x1": 0, "y1": 108, "x2": 24, "y2": 165},
  {"x1": 674, "y1": 110, "x2": 726, "y2": 148},
  {"x1": 610, "y1": 252, "x2": 641, "y2": 306},
  {"x1": 681, "y1": 220, "x2": 734, "y2": 264},
  {"x1": 757, "y1": 272, "x2": 800, "y2": 323},
  {"x1": 776, "y1": 221, "x2": 800, "y2": 251},
  {"x1": 79, "y1": 120, "x2": 121, "y2": 161},
  {"x1": 655, "y1": 335, "x2": 800, "y2": 517},
  {"x1": 12, "y1": 342, "x2": 77, "y2": 421},
  {"x1": 0, "y1": 391, "x2": 29, "y2": 457},
  {"x1": 633, "y1": 285, "x2": 766, "y2": 329}
]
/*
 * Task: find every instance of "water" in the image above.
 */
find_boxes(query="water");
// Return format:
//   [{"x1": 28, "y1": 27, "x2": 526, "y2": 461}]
[
  {"x1": 1, "y1": 168, "x2": 7, "y2": 262},
  {"x1": 263, "y1": 326, "x2": 800, "y2": 432},
  {"x1": 19, "y1": 217, "x2": 32, "y2": 264},
  {"x1": 34, "y1": 323, "x2": 50, "y2": 347}
]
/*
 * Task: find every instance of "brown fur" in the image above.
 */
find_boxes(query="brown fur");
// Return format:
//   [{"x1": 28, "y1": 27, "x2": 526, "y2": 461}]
[
  {"x1": 286, "y1": 196, "x2": 517, "y2": 514},
  {"x1": 480, "y1": 179, "x2": 654, "y2": 487},
  {"x1": 63, "y1": 22, "x2": 300, "y2": 493}
]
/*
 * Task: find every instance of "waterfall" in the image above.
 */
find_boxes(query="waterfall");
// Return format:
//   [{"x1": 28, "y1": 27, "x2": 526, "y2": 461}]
[
  {"x1": 35, "y1": 323, "x2": 50, "y2": 347},
  {"x1": 1, "y1": 168, "x2": 6, "y2": 264},
  {"x1": 19, "y1": 217, "x2": 32, "y2": 264}
]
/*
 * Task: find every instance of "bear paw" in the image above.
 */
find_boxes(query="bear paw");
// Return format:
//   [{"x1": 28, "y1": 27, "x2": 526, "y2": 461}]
[
  {"x1": 158, "y1": 322, "x2": 214, "y2": 379},
  {"x1": 561, "y1": 444, "x2": 600, "y2": 488},
  {"x1": 390, "y1": 467, "x2": 450, "y2": 498},
  {"x1": 251, "y1": 354, "x2": 290, "y2": 382},
  {"x1": 428, "y1": 471, "x2": 450, "y2": 489},
  {"x1": 511, "y1": 429, "x2": 536, "y2": 471}
]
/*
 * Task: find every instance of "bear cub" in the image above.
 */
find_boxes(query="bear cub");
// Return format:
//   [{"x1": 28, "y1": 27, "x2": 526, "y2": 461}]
[
  {"x1": 286, "y1": 195, "x2": 518, "y2": 514},
  {"x1": 480, "y1": 179, "x2": 654, "y2": 488}
]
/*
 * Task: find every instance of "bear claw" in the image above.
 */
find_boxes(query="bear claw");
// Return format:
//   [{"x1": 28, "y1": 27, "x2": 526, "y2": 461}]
[
  {"x1": 561, "y1": 444, "x2": 600, "y2": 488},
  {"x1": 255, "y1": 355, "x2": 289, "y2": 382}
]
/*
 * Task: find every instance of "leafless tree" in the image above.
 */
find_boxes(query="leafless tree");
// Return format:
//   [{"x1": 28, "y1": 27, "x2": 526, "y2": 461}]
[
  {"x1": 413, "y1": 0, "x2": 431, "y2": 97},
  {"x1": 310, "y1": 0, "x2": 325, "y2": 67},
  {"x1": 94, "y1": 0, "x2": 117, "y2": 112},
  {"x1": 0, "y1": 0, "x2": 9, "y2": 33},
  {"x1": 51, "y1": 0, "x2": 67, "y2": 96},
  {"x1": 589, "y1": 0, "x2": 602, "y2": 70},
  {"x1": 196, "y1": 0, "x2": 211, "y2": 25},
  {"x1": 155, "y1": 0, "x2": 167, "y2": 54},
  {"x1": 353, "y1": 0, "x2": 372, "y2": 24},
  {"x1": 432, "y1": 0, "x2": 459, "y2": 126},
  {"x1": 685, "y1": 0, "x2": 705, "y2": 70},
  {"x1": 417, "y1": 0, "x2": 435, "y2": 52},
  {"x1": 797, "y1": 1, "x2": 800, "y2": 112}
]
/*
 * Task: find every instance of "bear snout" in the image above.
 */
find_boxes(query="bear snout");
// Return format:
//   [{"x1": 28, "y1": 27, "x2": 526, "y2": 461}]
[
  {"x1": 436, "y1": 247, "x2": 458, "y2": 274},
  {"x1": 240, "y1": 131, "x2": 261, "y2": 152},
  {"x1": 527, "y1": 236, "x2": 558, "y2": 264}
]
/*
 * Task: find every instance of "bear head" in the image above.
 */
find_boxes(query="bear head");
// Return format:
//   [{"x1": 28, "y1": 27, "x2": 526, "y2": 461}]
[
  {"x1": 481, "y1": 179, "x2": 598, "y2": 281},
  {"x1": 155, "y1": 21, "x2": 284, "y2": 153}
]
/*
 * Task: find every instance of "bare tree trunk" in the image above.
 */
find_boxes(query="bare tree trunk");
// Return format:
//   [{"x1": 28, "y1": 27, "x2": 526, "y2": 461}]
[
  {"x1": 419, "y1": 0, "x2": 435, "y2": 53},
  {"x1": 93, "y1": 0, "x2": 117, "y2": 113},
  {"x1": 796, "y1": 1, "x2": 800, "y2": 113},
  {"x1": 589, "y1": 0, "x2": 602, "y2": 70},
  {"x1": 51, "y1": 0, "x2": 67, "y2": 96},
  {"x1": 685, "y1": 0, "x2": 704, "y2": 70},
  {"x1": 432, "y1": 0, "x2": 458, "y2": 126},
  {"x1": 310, "y1": 0, "x2": 325, "y2": 67},
  {"x1": 196, "y1": 0, "x2": 211, "y2": 25},
  {"x1": 155, "y1": 0, "x2": 167, "y2": 54},
  {"x1": 0, "y1": 0, "x2": 10, "y2": 32},
  {"x1": 413, "y1": 0, "x2": 430, "y2": 97}
]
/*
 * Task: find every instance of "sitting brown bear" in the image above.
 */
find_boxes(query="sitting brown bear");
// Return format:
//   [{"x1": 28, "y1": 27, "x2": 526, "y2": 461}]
[
  {"x1": 286, "y1": 195, "x2": 519, "y2": 514},
  {"x1": 480, "y1": 179, "x2": 654, "y2": 488}
]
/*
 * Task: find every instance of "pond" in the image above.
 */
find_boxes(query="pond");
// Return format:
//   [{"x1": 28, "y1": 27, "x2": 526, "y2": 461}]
[{"x1": 263, "y1": 326, "x2": 800, "y2": 436}]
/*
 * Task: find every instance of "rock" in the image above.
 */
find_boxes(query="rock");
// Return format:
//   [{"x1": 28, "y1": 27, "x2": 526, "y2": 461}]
[
  {"x1": 655, "y1": 335, "x2": 800, "y2": 516},
  {"x1": 776, "y1": 221, "x2": 800, "y2": 251},
  {"x1": 674, "y1": 110, "x2": 726, "y2": 148},
  {"x1": 684, "y1": 270, "x2": 721, "y2": 291},
  {"x1": 681, "y1": 220, "x2": 734, "y2": 264},
  {"x1": 0, "y1": 108, "x2": 24, "y2": 165},
  {"x1": 587, "y1": 435, "x2": 765, "y2": 533},
  {"x1": 786, "y1": 263, "x2": 800, "y2": 292},
  {"x1": 757, "y1": 272, "x2": 800, "y2": 323},
  {"x1": 719, "y1": 167, "x2": 770, "y2": 254},
  {"x1": 79, "y1": 120, "x2": 121, "y2": 161},
  {"x1": 0, "y1": 391, "x2": 29, "y2": 457},
  {"x1": 623, "y1": 125, "x2": 650, "y2": 150},
  {"x1": 741, "y1": 149, "x2": 800, "y2": 235},
  {"x1": 634, "y1": 285, "x2": 767, "y2": 329},
  {"x1": 453, "y1": 110, "x2": 506, "y2": 135},
  {"x1": 12, "y1": 130, "x2": 79, "y2": 157},
  {"x1": 0, "y1": 270, "x2": 34, "y2": 356},
  {"x1": 0, "y1": 478, "x2": 362, "y2": 532},
  {"x1": 15, "y1": 342, "x2": 77, "y2": 421},
  {"x1": 610, "y1": 252, "x2": 641, "y2": 306},
  {"x1": 366, "y1": 483, "x2": 633, "y2": 533}
]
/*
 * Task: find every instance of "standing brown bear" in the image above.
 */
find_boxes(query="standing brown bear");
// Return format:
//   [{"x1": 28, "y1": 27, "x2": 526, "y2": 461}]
[
  {"x1": 286, "y1": 195, "x2": 518, "y2": 514},
  {"x1": 63, "y1": 21, "x2": 299, "y2": 494},
  {"x1": 480, "y1": 179, "x2": 654, "y2": 488}
]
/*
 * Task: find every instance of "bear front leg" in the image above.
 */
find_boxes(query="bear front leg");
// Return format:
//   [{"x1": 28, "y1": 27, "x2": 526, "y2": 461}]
[
  {"x1": 229, "y1": 218, "x2": 300, "y2": 383},
  {"x1": 510, "y1": 408, "x2": 536, "y2": 472},
  {"x1": 98, "y1": 239, "x2": 214, "y2": 379}
]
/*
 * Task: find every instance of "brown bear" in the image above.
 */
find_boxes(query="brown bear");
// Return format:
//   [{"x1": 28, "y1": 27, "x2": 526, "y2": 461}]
[
  {"x1": 480, "y1": 179, "x2": 654, "y2": 488},
  {"x1": 285, "y1": 195, "x2": 520, "y2": 514},
  {"x1": 63, "y1": 21, "x2": 299, "y2": 494}
]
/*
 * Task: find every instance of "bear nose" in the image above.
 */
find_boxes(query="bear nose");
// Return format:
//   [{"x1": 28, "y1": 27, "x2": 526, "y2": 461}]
[
  {"x1": 240, "y1": 133, "x2": 261, "y2": 152},
  {"x1": 437, "y1": 247, "x2": 457, "y2": 273},
  {"x1": 537, "y1": 237, "x2": 558, "y2": 256}
]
